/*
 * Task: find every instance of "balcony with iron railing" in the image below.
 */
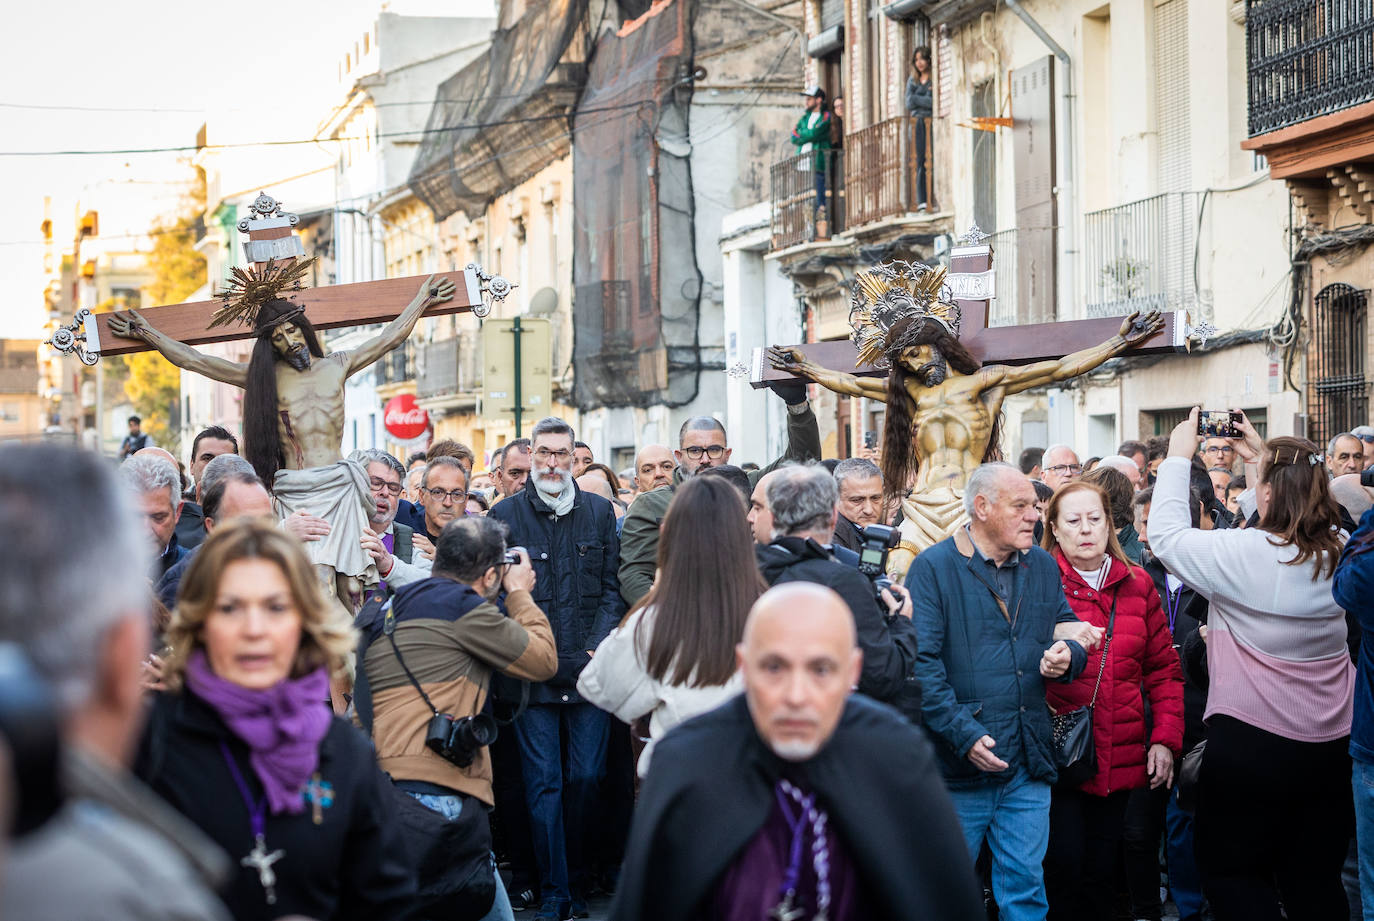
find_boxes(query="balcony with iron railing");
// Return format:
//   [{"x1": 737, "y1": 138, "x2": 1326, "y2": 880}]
[
  {"x1": 1246, "y1": 0, "x2": 1374, "y2": 137},
  {"x1": 415, "y1": 333, "x2": 481, "y2": 404},
  {"x1": 1082, "y1": 192, "x2": 1200, "y2": 319},
  {"x1": 768, "y1": 116, "x2": 937, "y2": 250}
]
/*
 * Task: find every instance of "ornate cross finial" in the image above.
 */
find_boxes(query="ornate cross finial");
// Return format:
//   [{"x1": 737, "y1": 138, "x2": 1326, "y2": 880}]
[
  {"x1": 466, "y1": 263, "x2": 514, "y2": 319},
  {"x1": 239, "y1": 192, "x2": 299, "y2": 231},
  {"x1": 47, "y1": 308, "x2": 102, "y2": 365},
  {"x1": 957, "y1": 223, "x2": 990, "y2": 247}
]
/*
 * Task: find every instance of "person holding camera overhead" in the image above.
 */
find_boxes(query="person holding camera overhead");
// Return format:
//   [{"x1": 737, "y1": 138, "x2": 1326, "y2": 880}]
[
  {"x1": 354, "y1": 515, "x2": 557, "y2": 921},
  {"x1": 1150, "y1": 408, "x2": 1354, "y2": 921},
  {"x1": 132, "y1": 519, "x2": 418, "y2": 921},
  {"x1": 754, "y1": 464, "x2": 922, "y2": 723},
  {"x1": 488, "y1": 416, "x2": 623, "y2": 921}
]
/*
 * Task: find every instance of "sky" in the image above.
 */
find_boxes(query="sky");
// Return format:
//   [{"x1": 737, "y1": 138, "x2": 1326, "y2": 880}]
[{"x1": 0, "y1": 0, "x2": 484, "y2": 339}]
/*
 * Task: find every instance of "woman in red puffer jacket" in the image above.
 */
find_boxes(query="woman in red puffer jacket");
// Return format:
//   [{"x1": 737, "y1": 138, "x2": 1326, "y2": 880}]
[{"x1": 1040, "y1": 481, "x2": 1184, "y2": 921}]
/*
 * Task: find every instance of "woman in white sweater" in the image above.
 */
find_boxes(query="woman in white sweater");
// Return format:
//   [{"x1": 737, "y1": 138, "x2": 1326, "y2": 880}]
[
  {"x1": 578, "y1": 475, "x2": 766, "y2": 776},
  {"x1": 1150, "y1": 407, "x2": 1352, "y2": 921}
]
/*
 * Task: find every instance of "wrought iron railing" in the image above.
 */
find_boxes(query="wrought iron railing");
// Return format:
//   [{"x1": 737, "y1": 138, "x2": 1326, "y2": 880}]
[
  {"x1": 845, "y1": 116, "x2": 935, "y2": 228},
  {"x1": 1082, "y1": 192, "x2": 1200, "y2": 319},
  {"x1": 1247, "y1": 0, "x2": 1374, "y2": 136},
  {"x1": 1306, "y1": 282, "x2": 1369, "y2": 447},
  {"x1": 415, "y1": 334, "x2": 480, "y2": 399},
  {"x1": 376, "y1": 345, "x2": 411, "y2": 385},
  {"x1": 769, "y1": 150, "x2": 844, "y2": 250},
  {"x1": 987, "y1": 229, "x2": 1018, "y2": 328}
]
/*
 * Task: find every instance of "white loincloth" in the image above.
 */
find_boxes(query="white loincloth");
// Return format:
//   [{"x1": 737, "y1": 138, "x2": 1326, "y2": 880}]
[
  {"x1": 272, "y1": 459, "x2": 379, "y2": 584},
  {"x1": 889, "y1": 485, "x2": 969, "y2": 580}
]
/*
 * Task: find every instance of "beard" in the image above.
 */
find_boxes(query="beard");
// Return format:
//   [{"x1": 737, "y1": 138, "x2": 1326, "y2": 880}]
[
  {"x1": 916, "y1": 353, "x2": 948, "y2": 385},
  {"x1": 282, "y1": 345, "x2": 311, "y2": 371},
  {"x1": 768, "y1": 738, "x2": 821, "y2": 762},
  {"x1": 531, "y1": 465, "x2": 570, "y2": 495}
]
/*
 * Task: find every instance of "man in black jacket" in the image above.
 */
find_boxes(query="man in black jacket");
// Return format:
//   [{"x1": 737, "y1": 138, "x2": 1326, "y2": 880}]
[
  {"x1": 755, "y1": 464, "x2": 921, "y2": 722},
  {"x1": 488, "y1": 416, "x2": 623, "y2": 921},
  {"x1": 610, "y1": 583, "x2": 984, "y2": 921},
  {"x1": 831, "y1": 457, "x2": 884, "y2": 554}
]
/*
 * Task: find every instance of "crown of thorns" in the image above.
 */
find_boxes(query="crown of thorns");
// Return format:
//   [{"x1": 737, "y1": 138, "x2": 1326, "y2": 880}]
[
  {"x1": 848, "y1": 260, "x2": 961, "y2": 369},
  {"x1": 211, "y1": 257, "x2": 316, "y2": 333}
]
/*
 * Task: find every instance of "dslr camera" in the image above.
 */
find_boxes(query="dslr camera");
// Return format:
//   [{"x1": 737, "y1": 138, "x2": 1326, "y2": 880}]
[
  {"x1": 425, "y1": 712, "x2": 499, "y2": 769},
  {"x1": 857, "y1": 524, "x2": 900, "y2": 595},
  {"x1": 503, "y1": 545, "x2": 527, "y2": 566}
]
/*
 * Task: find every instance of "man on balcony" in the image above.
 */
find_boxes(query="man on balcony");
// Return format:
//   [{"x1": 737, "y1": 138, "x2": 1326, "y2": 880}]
[{"x1": 792, "y1": 86, "x2": 833, "y2": 224}]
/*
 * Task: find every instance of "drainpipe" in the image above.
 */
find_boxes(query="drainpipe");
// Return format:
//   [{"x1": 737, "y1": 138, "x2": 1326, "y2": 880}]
[{"x1": 1003, "y1": 0, "x2": 1077, "y2": 317}]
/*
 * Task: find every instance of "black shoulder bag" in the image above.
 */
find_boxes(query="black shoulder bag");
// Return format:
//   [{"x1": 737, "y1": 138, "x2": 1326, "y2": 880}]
[{"x1": 1050, "y1": 593, "x2": 1117, "y2": 787}]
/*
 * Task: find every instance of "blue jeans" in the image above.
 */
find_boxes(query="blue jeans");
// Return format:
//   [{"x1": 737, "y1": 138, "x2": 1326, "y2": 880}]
[
  {"x1": 1166, "y1": 790, "x2": 1205, "y2": 921},
  {"x1": 948, "y1": 768, "x2": 1052, "y2": 921},
  {"x1": 1354, "y1": 759, "x2": 1374, "y2": 917},
  {"x1": 514, "y1": 702, "x2": 610, "y2": 904},
  {"x1": 408, "y1": 792, "x2": 515, "y2": 921}
]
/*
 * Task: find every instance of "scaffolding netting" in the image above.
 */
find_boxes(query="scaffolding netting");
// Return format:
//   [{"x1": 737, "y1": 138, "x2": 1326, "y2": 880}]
[
  {"x1": 571, "y1": 0, "x2": 703, "y2": 411},
  {"x1": 409, "y1": 0, "x2": 589, "y2": 221}
]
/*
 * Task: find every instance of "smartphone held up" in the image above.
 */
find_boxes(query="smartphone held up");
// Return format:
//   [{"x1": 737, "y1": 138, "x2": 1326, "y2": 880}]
[{"x1": 1198, "y1": 410, "x2": 1243, "y2": 439}]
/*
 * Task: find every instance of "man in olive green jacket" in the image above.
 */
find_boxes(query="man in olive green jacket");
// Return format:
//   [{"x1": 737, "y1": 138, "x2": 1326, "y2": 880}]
[{"x1": 618, "y1": 384, "x2": 821, "y2": 606}]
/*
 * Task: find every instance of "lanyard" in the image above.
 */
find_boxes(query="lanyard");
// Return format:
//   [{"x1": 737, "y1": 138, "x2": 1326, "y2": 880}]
[
  {"x1": 771, "y1": 780, "x2": 831, "y2": 921},
  {"x1": 220, "y1": 741, "x2": 285, "y2": 905},
  {"x1": 1164, "y1": 582, "x2": 1183, "y2": 635}
]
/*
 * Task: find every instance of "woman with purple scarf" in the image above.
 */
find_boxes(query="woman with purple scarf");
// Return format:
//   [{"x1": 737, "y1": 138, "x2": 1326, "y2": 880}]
[{"x1": 134, "y1": 519, "x2": 416, "y2": 921}]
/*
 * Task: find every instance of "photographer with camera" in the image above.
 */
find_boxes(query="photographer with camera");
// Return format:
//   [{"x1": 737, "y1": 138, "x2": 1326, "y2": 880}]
[
  {"x1": 754, "y1": 464, "x2": 921, "y2": 723},
  {"x1": 355, "y1": 516, "x2": 557, "y2": 921}
]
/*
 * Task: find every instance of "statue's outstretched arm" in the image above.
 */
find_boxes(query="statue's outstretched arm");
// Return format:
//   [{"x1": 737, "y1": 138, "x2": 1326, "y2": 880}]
[
  {"x1": 766, "y1": 346, "x2": 886, "y2": 401},
  {"x1": 108, "y1": 310, "x2": 248, "y2": 387},
  {"x1": 995, "y1": 309, "x2": 1165, "y2": 396},
  {"x1": 346, "y1": 275, "x2": 456, "y2": 376}
]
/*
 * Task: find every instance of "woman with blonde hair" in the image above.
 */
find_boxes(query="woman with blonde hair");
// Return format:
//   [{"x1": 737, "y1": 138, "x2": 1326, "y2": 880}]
[
  {"x1": 1039, "y1": 480, "x2": 1184, "y2": 921},
  {"x1": 135, "y1": 519, "x2": 415, "y2": 921},
  {"x1": 1150, "y1": 408, "x2": 1353, "y2": 921}
]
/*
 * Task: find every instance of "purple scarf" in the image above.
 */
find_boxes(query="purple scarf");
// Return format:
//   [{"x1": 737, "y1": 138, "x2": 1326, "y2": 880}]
[{"x1": 185, "y1": 650, "x2": 331, "y2": 815}]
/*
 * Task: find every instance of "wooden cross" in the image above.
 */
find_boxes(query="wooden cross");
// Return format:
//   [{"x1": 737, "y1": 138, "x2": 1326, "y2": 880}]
[
  {"x1": 46, "y1": 192, "x2": 504, "y2": 361},
  {"x1": 749, "y1": 230, "x2": 1204, "y2": 387}
]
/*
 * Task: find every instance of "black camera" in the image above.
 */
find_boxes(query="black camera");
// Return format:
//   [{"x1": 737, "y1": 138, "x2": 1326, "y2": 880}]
[
  {"x1": 425, "y1": 712, "x2": 499, "y2": 768},
  {"x1": 857, "y1": 523, "x2": 900, "y2": 591},
  {"x1": 503, "y1": 545, "x2": 527, "y2": 566}
]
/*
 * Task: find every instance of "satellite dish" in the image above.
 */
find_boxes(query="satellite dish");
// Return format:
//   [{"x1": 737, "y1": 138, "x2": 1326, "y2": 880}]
[{"x1": 529, "y1": 287, "x2": 559, "y2": 317}]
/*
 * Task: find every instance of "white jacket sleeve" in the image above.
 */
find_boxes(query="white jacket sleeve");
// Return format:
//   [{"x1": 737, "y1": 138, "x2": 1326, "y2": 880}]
[
  {"x1": 1148, "y1": 456, "x2": 1261, "y2": 605},
  {"x1": 383, "y1": 551, "x2": 433, "y2": 588},
  {"x1": 577, "y1": 609, "x2": 662, "y2": 723}
]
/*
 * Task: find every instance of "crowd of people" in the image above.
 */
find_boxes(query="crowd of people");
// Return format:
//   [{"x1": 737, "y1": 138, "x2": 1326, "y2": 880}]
[{"x1": 3, "y1": 392, "x2": 1374, "y2": 921}]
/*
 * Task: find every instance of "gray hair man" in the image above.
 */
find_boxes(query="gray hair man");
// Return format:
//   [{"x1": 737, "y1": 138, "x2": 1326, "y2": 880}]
[
  {"x1": 1096, "y1": 454, "x2": 1143, "y2": 489},
  {"x1": 1040, "y1": 444, "x2": 1081, "y2": 491},
  {"x1": 0, "y1": 444, "x2": 230, "y2": 921},
  {"x1": 619, "y1": 393, "x2": 822, "y2": 607},
  {"x1": 1328, "y1": 432, "x2": 1365, "y2": 478},
  {"x1": 753, "y1": 464, "x2": 921, "y2": 723},
  {"x1": 119, "y1": 454, "x2": 187, "y2": 580},
  {"x1": 832, "y1": 457, "x2": 884, "y2": 554},
  {"x1": 351, "y1": 448, "x2": 432, "y2": 591},
  {"x1": 910, "y1": 462, "x2": 1101, "y2": 920}
]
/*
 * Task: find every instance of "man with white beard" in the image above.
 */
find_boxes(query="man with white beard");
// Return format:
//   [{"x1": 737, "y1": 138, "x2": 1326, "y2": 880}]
[
  {"x1": 488, "y1": 416, "x2": 623, "y2": 921},
  {"x1": 609, "y1": 583, "x2": 986, "y2": 921}
]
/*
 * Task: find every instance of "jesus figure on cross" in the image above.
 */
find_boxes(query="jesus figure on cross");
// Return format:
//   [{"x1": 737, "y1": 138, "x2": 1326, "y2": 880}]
[
  {"x1": 768, "y1": 259, "x2": 1163, "y2": 574},
  {"x1": 108, "y1": 272, "x2": 455, "y2": 606}
]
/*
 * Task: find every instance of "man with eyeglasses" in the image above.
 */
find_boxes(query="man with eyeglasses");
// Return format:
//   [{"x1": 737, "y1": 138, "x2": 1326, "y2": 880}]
[
  {"x1": 1040, "y1": 444, "x2": 1082, "y2": 492},
  {"x1": 1198, "y1": 436, "x2": 1237, "y2": 473},
  {"x1": 488, "y1": 416, "x2": 623, "y2": 921},
  {"x1": 418, "y1": 456, "x2": 471, "y2": 544},
  {"x1": 352, "y1": 448, "x2": 432, "y2": 591},
  {"x1": 618, "y1": 383, "x2": 822, "y2": 606}
]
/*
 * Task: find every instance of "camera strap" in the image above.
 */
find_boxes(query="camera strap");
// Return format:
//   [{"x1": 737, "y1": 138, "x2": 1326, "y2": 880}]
[{"x1": 382, "y1": 599, "x2": 442, "y2": 718}]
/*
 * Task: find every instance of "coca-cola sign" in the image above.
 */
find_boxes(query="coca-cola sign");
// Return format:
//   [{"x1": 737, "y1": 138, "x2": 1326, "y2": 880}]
[{"x1": 383, "y1": 394, "x2": 429, "y2": 440}]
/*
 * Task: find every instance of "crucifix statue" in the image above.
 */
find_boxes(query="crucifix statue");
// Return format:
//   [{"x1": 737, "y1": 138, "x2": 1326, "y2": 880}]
[
  {"x1": 759, "y1": 229, "x2": 1207, "y2": 576},
  {"x1": 63, "y1": 192, "x2": 512, "y2": 609}
]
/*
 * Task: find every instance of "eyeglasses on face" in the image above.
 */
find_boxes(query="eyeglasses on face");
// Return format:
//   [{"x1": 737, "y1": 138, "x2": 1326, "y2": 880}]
[
  {"x1": 532, "y1": 448, "x2": 572, "y2": 462},
  {"x1": 683, "y1": 445, "x2": 727, "y2": 459},
  {"x1": 1202, "y1": 445, "x2": 1235, "y2": 455},
  {"x1": 425, "y1": 487, "x2": 467, "y2": 504},
  {"x1": 369, "y1": 476, "x2": 402, "y2": 496},
  {"x1": 1045, "y1": 463, "x2": 1081, "y2": 476}
]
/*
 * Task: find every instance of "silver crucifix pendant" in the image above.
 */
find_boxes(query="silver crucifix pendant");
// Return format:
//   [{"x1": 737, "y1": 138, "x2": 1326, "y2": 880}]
[
  {"x1": 242, "y1": 833, "x2": 285, "y2": 905},
  {"x1": 769, "y1": 891, "x2": 805, "y2": 921}
]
